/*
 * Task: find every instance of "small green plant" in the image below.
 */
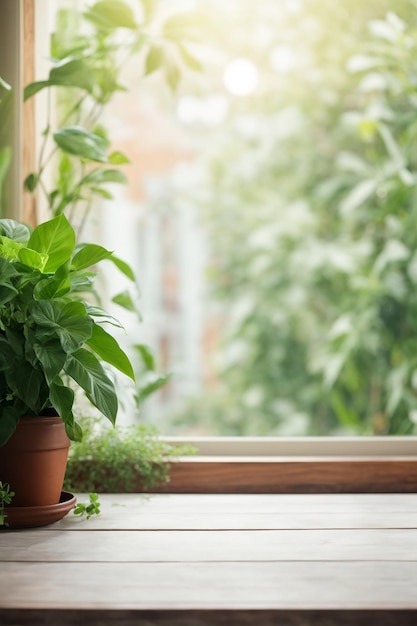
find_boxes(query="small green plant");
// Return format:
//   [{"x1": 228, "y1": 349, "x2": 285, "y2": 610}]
[
  {"x1": 64, "y1": 421, "x2": 194, "y2": 493},
  {"x1": 73, "y1": 492, "x2": 101, "y2": 520},
  {"x1": 0, "y1": 481, "x2": 15, "y2": 526}
]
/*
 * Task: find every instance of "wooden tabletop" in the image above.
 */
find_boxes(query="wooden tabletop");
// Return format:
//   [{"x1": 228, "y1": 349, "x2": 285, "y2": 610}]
[{"x1": 1, "y1": 493, "x2": 417, "y2": 625}]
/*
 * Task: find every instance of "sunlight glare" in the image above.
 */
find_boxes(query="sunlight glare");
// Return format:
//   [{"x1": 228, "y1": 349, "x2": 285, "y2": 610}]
[{"x1": 223, "y1": 58, "x2": 259, "y2": 96}]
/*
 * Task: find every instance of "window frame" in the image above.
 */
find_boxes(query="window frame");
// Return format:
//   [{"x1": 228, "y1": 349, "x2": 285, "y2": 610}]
[{"x1": 16, "y1": 1, "x2": 417, "y2": 495}]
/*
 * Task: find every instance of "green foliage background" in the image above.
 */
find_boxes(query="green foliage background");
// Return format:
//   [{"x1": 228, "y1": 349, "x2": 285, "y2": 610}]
[{"x1": 174, "y1": 0, "x2": 417, "y2": 436}]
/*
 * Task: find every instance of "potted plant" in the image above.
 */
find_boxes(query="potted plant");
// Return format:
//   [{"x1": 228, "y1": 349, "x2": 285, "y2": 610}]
[{"x1": 0, "y1": 213, "x2": 135, "y2": 514}]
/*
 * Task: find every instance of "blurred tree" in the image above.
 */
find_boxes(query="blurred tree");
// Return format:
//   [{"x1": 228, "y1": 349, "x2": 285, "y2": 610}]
[{"x1": 174, "y1": 0, "x2": 417, "y2": 435}]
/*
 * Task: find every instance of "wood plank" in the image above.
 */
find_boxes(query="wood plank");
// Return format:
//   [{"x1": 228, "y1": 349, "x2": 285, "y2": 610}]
[
  {"x1": 35, "y1": 493, "x2": 417, "y2": 531},
  {"x1": 1, "y1": 609, "x2": 416, "y2": 626},
  {"x1": 1, "y1": 528, "x2": 417, "y2": 563},
  {"x1": 1, "y1": 561, "x2": 417, "y2": 610},
  {"x1": 159, "y1": 458, "x2": 417, "y2": 493}
]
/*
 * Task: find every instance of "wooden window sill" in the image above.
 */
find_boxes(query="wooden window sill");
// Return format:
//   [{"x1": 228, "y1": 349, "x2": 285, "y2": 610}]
[{"x1": 158, "y1": 455, "x2": 417, "y2": 493}]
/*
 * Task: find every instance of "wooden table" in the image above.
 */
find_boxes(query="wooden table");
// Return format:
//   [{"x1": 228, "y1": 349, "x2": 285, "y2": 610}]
[{"x1": 1, "y1": 493, "x2": 417, "y2": 625}]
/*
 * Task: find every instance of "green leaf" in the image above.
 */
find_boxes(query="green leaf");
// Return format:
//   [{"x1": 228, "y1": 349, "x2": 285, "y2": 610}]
[
  {"x1": 87, "y1": 322, "x2": 135, "y2": 380},
  {"x1": 30, "y1": 300, "x2": 93, "y2": 353},
  {"x1": 49, "y1": 58, "x2": 94, "y2": 93},
  {"x1": 84, "y1": 0, "x2": 137, "y2": 30},
  {"x1": 71, "y1": 243, "x2": 113, "y2": 271},
  {"x1": 108, "y1": 151, "x2": 130, "y2": 165},
  {"x1": 112, "y1": 290, "x2": 138, "y2": 313},
  {"x1": 28, "y1": 214, "x2": 76, "y2": 273},
  {"x1": 134, "y1": 343, "x2": 155, "y2": 370},
  {"x1": 65, "y1": 348, "x2": 118, "y2": 424},
  {"x1": 34, "y1": 339, "x2": 67, "y2": 382},
  {"x1": 136, "y1": 374, "x2": 170, "y2": 403},
  {"x1": 79, "y1": 167, "x2": 127, "y2": 186},
  {"x1": 11, "y1": 363, "x2": 42, "y2": 411},
  {"x1": 18, "y1": 247, "x2": 48, "y2": 271},
  {"x1": 23, "y1": 80, "x2": 51, "y2": 101},
  {"x1": 33, "y1": 267, "x2": 71, "y2": 300},
  {"x1": 48, "y1": 378, "x2": 81, "y2": 441},
  {"x1": 53, "y1": 126, "x2": 109, "y2": 163},
  {"x1": 109, "y1": 255, "x2": 136, "y2": 281},
  {"x1": 0, "y1": 219, "x2": 31, "y2": 243},
  {"x1": 86, "y1": 305, "x2": 124, "y2": 329},
  {"x1": 88, "y1": 186, "x2": 113, "y2": 199},
  {"x1": 145, "y1": 46, "x2": 164, "y2": 75},
  {"x1": 24, "y1": 172, "x2": 39, "y2": 192},
  {"x1": 0, "y1": 236, "x2": 25, "y2": 262}
]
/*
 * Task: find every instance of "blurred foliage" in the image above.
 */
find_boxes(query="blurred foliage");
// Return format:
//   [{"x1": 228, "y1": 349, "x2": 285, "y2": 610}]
[
  {"x1": 25, "y1": 0, "x2": 205, "y2": 236},
  {"x1": 174, "y1": 0, "x2": 417, "y2": 435}
]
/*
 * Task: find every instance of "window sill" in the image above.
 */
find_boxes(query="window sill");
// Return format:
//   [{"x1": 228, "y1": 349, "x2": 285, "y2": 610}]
[{"x1": 158, "y1": 437, "x2": 417, "y2": 494}]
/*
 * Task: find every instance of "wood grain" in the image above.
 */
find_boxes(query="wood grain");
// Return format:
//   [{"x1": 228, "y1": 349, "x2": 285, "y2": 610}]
[
  {"x1": 37, "y1": 493, "x2": 417, "y2": 531},
  {"x1": 2, "y1": 494, "x2": 417, "y2": 624},
  {"x1": 1, "y1": 528, "x2": 417, "y2": 563},
  {"x1": 157, "y1": 457, "x2": 417, "y2": 493},
  {"x1": 1, "y1": 561, "x2": 417, "y2": 610}
]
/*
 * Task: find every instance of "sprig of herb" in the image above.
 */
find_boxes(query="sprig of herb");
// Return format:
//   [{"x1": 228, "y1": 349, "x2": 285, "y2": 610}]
[{"x1": 73, "y1": 492, "x2": 101, "y2": 520}]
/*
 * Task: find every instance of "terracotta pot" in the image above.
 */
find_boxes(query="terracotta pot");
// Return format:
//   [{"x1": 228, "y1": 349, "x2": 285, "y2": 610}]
[{"x1": 0, "y1": 416, "x2": 70, "y2": 506}]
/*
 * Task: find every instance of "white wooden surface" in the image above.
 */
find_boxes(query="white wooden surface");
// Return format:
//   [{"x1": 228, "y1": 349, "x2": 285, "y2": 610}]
[{"x1": 1, "y1": 493, "x2": 417, "y2": 621}]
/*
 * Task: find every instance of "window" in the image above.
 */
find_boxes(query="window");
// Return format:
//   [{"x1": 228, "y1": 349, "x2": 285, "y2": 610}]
[{"x1": 6, "y1": 1, "x2": 417, "y2": 494}]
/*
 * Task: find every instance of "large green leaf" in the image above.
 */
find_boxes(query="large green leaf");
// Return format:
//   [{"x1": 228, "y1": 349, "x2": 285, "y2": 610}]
[
  {"x1": 65, "y1": 348, "x2": 118, "y2": 424},
  {"x1": 53, "y1": 126, "x2": 109, "y2": 162},
  {"x1": 10, "y1": 363, "x2": 43, "y2": 411},
  {"x1": 71, "y1": 243, "x2": 113, "y2": 271},
  {"x1": 28, "y1": 215, "x2": 76, "y2": 273},
  {"x1": 30, "y1": 300, "x2": 92, "y2": 353},
  {"x1": 34, "y1": 339, "x2": 67, "y2": 382},
  {"x1": 48, "y1": 378, "x2": 82, "y2": 442},
  {"x1": 86, "y1": 322, "x2": 135, "y2": 380}
]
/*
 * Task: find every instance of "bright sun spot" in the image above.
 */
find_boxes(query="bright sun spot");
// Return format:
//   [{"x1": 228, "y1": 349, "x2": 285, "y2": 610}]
[{"x1": 223, "y1": 58, "x2": 259, "y2": 96}]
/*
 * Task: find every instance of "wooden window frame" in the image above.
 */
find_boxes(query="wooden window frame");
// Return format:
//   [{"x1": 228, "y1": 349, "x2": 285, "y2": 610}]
[{"x1": 11, "y1": 1, "x2": 417, "y2": 496}]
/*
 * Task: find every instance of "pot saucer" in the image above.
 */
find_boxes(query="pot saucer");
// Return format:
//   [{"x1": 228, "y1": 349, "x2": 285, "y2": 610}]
[{"x1": 2, "y1": 491, "x2": 76, "y2": 529}]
